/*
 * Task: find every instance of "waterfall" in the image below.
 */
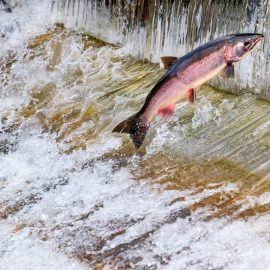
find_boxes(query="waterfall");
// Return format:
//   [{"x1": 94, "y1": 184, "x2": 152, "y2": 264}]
[
  {"x1": 2, "y1": 2, "x2": 270, "y2": 268},
  {"x1": 53, "y1": 0, "x2": 270, "y2": 99}
]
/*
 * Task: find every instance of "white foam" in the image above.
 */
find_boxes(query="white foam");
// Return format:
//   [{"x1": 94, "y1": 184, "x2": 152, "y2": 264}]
[
  {"x1": 0, "y1": 222, "x2": 88, "y2": 270},
  {"x1": 1, "y1": 2, "x2": 270, "y2": 269},
  {"x1": 0, "y1": 0, "x2": 54, "y2": 55},
  {"x1": 150, "y1": 214, "x2": 270, "y2": 270}
]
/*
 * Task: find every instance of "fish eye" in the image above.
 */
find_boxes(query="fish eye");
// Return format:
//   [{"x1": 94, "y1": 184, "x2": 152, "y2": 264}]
[
  {"x1": 234, "y1": 43, "x2": 244, "y2": 56},
  {"x1": 237, "y1": 46, "x2": 244, "y2": 54}
]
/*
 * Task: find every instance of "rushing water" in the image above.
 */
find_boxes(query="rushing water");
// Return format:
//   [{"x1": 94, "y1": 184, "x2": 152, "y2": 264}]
[
  {"x1": 54, "y1": 0, "x2": 270, "y2": 98},
  {"x1": 1, "y1": 1, "x2": 270, "y2": 270}
]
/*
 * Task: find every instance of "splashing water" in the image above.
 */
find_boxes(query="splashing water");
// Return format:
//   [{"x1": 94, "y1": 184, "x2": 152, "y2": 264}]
[
  {"x1": 191, "y1": 97, "x2": 221, "y2": 130},
  {"x1": 1, "y1": 1, "x2": 270, "y2": 270},
  {"x1": 53, "y1": 0, "x2": 270, "y2": 98}
]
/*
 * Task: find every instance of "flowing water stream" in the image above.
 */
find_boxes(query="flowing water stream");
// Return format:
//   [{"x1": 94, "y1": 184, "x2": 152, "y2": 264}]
[{"x1": 1, "y1": 1, "x2": 270, "y2": 269}]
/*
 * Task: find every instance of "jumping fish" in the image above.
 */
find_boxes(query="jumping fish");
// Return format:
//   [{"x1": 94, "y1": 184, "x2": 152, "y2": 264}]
[{"x1": 113, "y1": 33, "x2": 263, "y2": 148}]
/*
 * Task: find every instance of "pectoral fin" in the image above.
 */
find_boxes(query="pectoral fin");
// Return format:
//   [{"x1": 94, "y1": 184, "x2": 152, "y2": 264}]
[
  {"x1": 161, "y1": 56, "x2": 178, "y2": 69},
  {"x1": 221, "y1": 64, "x2": 235, "y2": 79},
  {"x1": 186, "y1": 88, "x2": 196, "y2": 103}
]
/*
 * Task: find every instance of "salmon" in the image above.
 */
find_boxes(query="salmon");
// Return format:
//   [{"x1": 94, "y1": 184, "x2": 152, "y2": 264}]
[{"x1": 113, "y1": 33, "x2": 263, "y2": 148}]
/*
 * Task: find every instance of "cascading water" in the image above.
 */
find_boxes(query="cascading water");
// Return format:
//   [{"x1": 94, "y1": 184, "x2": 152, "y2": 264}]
[
  {"x1": 54, "y1": 0, "x2": 270, "y2": 97},
  {"x1": 1, "y1": 0, "x2": 270, "y2": 269}
]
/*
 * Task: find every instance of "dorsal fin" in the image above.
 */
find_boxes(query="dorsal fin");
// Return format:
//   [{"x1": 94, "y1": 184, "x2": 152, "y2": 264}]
[{"x1": 161, "y1": 56, "x2": 178, "y2": 69}]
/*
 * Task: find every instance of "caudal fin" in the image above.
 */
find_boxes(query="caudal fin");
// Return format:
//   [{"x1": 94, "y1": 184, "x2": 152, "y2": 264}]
[{"x1": 112, "y1": 114, "x2": 149, "y2": 148}]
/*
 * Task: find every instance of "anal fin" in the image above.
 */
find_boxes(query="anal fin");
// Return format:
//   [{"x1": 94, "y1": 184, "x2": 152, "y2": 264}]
[
  {"x1": 186, "y1": 88, "x2": 196, "y2": 103},
  {"x1": 157, "y1": 104, "x2": 175, "y2": 118}
]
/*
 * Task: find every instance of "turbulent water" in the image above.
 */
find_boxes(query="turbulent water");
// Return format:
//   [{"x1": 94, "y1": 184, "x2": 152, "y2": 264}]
[
  {"x1": 54, "y1": 0, "x2": 270, "y2": 98},
  {"x1": 1, "y1": 1, "x2": 270, "y2": 270}
]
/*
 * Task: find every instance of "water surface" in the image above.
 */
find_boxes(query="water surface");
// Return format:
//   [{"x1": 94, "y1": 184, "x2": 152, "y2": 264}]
[{"x1": 1, "y1": 3, "x2": 270, "y2": 270}]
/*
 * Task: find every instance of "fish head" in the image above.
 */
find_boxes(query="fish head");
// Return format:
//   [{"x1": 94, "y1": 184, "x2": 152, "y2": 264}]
[{"x1": 224, "y1": 33, "x2": 263, "y2": 63}]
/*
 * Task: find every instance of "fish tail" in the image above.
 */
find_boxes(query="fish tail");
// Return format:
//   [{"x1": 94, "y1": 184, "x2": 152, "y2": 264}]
[{"x1": 112, "y1": 114, "x2": 149, "y2": 148}]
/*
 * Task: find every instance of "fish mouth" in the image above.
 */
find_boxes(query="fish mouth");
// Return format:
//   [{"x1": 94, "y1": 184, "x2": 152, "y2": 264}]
[{"x1": 244, "y1": 34, "x2": 264, "y2": 53}]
